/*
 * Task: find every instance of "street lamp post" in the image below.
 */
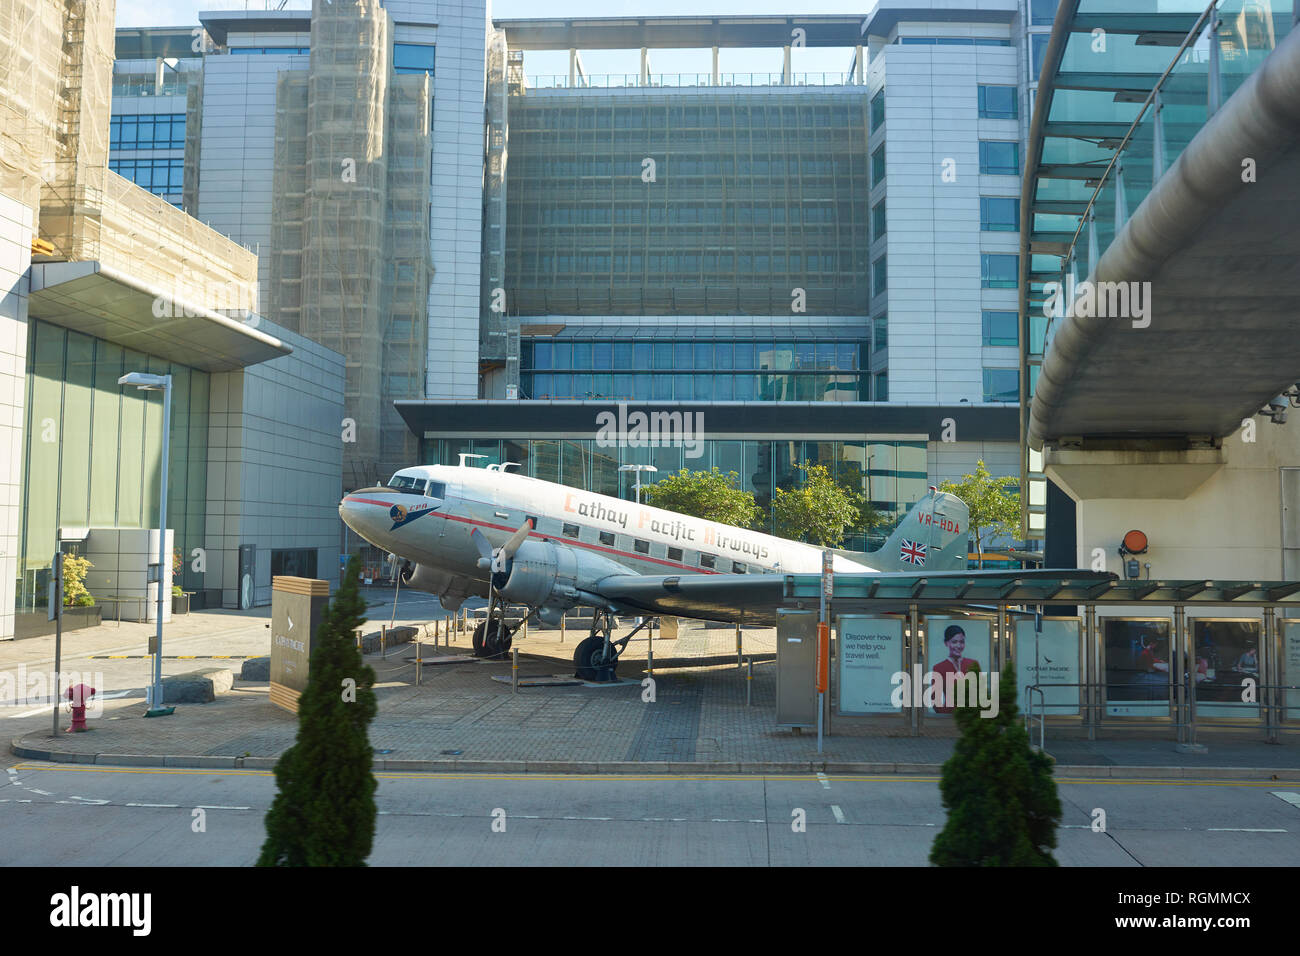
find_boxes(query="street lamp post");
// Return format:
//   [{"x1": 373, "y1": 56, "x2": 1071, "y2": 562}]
[
  {"x1": 618, "y1": 464, "x2": 658, "y2": 504},
  {"x1": 119, "y1": 372, "x2": 174, "y2": 717}
]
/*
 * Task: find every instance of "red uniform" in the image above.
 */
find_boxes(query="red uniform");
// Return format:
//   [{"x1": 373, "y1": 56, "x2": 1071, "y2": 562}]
[{"x1": 933, "y1": 657, "x2": 976, "y2": 714}]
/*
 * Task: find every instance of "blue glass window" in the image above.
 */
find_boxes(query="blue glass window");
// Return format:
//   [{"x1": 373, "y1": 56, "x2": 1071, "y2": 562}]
[
  {"x1": 979, "y1": 141, "x2": 1020, "y2": 175},
  {"x1": 394, "y1": 43, "x2": 436, "y2": 76},
  {"x1": 983, "y1": 368, "x2": 1019, "y2": 403},
  {"x1": 982, "y1": 311, "x2": 1019, "y2": 346},
  {"x1": 981, "y1": 254, "x2": 1019, "y2": 288},
  {"x1": 980, "y1": 197, "x2": 1020, "y2": 231},
  {"x1": 978, "y1": 85, "x2": 1018, "y2": 119}
]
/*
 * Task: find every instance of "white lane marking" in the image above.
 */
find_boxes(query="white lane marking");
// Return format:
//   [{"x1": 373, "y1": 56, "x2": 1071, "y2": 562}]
[
  {"x1": 7, "y1": 705, "x2": 56, "y2": 719},
  {"x1": 1271, "y1": 791, "x2": 1300, "y2": 810},
  {"x1": 830, "y1": 805, "x2": 846, "y2": 824},
  {"x1": 1206, "y1": 827, "x2": 1287, "y2": 832},
  {"x1": 28, "y1": 789, "x2": 51, "y2": 796},
  {"x1": 125, "y1": 803, "x2": 180, "y2": 808},
  {"x1": 194, "y1": 805, "x2": 251, "y2": 811},
  {"x1": 816, "y1": 772, "x2": 830, "y2": 790},
  {"x1": 68, "y1": 796, "x2": 109, "y2": 805}
]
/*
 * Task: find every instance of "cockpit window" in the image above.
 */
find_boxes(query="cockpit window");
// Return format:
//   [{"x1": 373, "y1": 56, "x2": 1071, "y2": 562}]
[
  {"x1": 387, "y1": 474, "x2": 427, "y2": 494},
  {"x1": 426, "y1": 481, "x2": 446, "y2": 499}
]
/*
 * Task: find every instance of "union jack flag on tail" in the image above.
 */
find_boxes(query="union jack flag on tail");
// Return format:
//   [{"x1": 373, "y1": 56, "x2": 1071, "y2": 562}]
[{"x1": 899, "y1": 539, "x2": 928, "y2": 566}]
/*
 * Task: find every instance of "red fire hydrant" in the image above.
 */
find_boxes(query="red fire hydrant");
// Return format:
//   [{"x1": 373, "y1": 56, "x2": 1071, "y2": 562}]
[{"x1": 65, "y1": 683, "x2": 96, "y2": 733}]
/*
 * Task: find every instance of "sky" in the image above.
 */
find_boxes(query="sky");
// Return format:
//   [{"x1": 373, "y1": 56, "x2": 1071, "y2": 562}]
[{"x1": 112, "y1": 0, "x2": 870, "y2": 77}]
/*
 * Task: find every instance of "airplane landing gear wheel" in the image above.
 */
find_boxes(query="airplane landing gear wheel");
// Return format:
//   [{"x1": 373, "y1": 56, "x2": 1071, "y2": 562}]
[
  {"x1": 574, "y1": 634, "x2": 618, "y2": 683},
  {"x1": 472, "y1": 620, "x2": 513, "y2": 659}
]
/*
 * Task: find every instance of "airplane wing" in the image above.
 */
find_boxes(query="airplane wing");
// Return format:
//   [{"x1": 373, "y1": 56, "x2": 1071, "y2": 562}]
[{"x1": 590, "y1": 568, "x2": 1116, "y2": 626}]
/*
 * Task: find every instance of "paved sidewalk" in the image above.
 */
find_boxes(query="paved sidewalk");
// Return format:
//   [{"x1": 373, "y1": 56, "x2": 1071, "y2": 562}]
[{"x1": 8, "y1": 611, "x2": 1300, "y2": 778}]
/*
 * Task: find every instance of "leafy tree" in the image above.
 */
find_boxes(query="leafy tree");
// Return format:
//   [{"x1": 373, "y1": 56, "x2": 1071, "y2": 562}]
[
  {"x1": 642, "y1": 468, "x2": 763, "y2": 529},
  {"x1": 257, "y1": 553, "x2": 377, "y2": 866},
  {"x1": 770, "y1": 461, "x2": 866, "y2": 548},
  {"x1": 930, "y1": 660, "x2": 1061, "y2": 867},
  {"x1": 61, "y1": 555, "x2": 94, "y2": 607},
  {"x1": 938, "y1": 459, "x2": 1020, "y2": 568},
  {"x1": 832, "y1": 460, "x2": 884, "y2": 539}
]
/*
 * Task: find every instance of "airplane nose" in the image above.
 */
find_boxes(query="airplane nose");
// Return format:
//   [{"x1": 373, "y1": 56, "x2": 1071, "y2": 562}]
[{"x1": 340, "y1": 490, "x2": 395, "y2": 541}]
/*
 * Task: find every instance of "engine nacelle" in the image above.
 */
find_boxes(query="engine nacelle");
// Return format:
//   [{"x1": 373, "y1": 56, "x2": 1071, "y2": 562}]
[
  {"x1": 400, "y1": 562, "x2": 484, "y2": 612},
  {"x1": 498, "y1": 538, "x2": 624, "y2": 615}
]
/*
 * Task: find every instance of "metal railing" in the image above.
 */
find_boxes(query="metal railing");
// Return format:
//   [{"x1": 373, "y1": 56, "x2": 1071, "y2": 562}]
[{"x1": 525, "y1": 71, "x2": 855, "y2": 90}]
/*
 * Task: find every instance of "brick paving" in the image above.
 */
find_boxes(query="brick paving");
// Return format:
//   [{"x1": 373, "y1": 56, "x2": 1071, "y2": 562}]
[{"x1": 6, "y1": 605, "x2": 1300, "y2": 774}]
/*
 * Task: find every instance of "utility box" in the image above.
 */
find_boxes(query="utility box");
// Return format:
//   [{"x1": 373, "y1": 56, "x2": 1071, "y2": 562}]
[
  {"x1": 269, "y1": 576, "x2": 330, "y2": 714},
  {"x1": 776, "y1": 609, "x2": 819, "y2": 728}
]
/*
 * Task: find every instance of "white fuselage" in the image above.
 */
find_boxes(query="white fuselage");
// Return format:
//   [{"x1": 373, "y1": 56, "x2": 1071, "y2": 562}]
[{"x1": 340, "y1": 464, "x2": 877, "y2": 593}]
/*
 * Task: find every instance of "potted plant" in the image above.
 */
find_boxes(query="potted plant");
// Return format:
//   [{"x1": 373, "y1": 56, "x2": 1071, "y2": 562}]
[
  {"x1": 171, "y1": 547, "x2": 190, "y2": 614},
  {"x1": 61, "y1": 554, "x2": 102, "y2": 629}
]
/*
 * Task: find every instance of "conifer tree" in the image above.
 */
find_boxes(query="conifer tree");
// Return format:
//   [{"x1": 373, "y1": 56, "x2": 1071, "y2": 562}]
[
  {"x1": 257, "y1": 554, "x2": 377, "y2": 866},
  {"x1": 930, "y1": 660, "x2": 1061, "y2": 866}
]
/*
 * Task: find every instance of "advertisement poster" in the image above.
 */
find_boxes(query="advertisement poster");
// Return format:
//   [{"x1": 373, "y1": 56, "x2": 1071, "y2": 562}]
[
  {"x1": 1284, "y1": 620, "x2": 1300, "y2": 720},
  {"x1": 1103, "y1": 618, "x2": 1172, "y2": 717},
  {"x1": 1015, "y1": 618, "x2": 1081, "y2": 717},
  {"x1": 924, "y1": 616, "x2": 991, "y2": 716},
  {"x1": 1190, "y1": 618, "x2": 1262, "y2": 719},
  {"x1": 837, "y1": 615, "x2": 904, "y2": 715}
]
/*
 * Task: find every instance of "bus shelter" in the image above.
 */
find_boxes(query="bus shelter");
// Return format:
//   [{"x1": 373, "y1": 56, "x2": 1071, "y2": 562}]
[{"x1": 778, "y1": 573, "x2": 1300, "y2": 744}]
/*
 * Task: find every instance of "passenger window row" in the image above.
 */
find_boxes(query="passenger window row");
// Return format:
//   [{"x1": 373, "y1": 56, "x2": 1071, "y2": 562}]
[{"x1": 547, "y1": 519, "x2": 754, "y2": 573}]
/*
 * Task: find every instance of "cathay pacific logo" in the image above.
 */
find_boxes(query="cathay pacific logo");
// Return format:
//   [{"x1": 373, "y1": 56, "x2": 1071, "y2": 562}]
[
  {"x1": 389, "y1": 502, "x2": 439, "y2": 531},
  {"x1": 50, "y1": 886, "x2": 151, "y2": 936}
]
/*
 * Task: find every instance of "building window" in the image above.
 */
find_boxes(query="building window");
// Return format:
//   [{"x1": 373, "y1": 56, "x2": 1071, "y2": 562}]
[
  {"x1": 229, "y1": 46, "x2": 309, "y2": 55},
  {"x1": 394, "y1": 43, "x2": 436, "y2": 75},
  {"x1": 874, "y1": 371, "x2": 888, "y2": 401},
  {"x1": 271, "y1": 548, "x2": 318, "y2": 578},
  {"x1": 981, "y1": 253, "x2": 1018, "y2": 288},
  {"x1": 983, "y1": 368, "x2": 1020, "y2": 402},
  {"x1": 110, "y1": 114, "x2": 186, "y2": 150},
  {"x1": 870, "y1": 89, "x2": 885, "y2": 130},
  {"x1": 873, "y1": 315, "x2": 887, "y2": 353},
  {"x1": 108, "y1": 157, "x2": 184, "y2": 201},
  {"x1": 872, "y1": 200, "x2": 886, "y2": 240},
  {"x1": 1031, "y1": 0, "x2": 1059, "y2": 25},
  {"x1": 979, "y1": 141, "x2": 1020, "y2": 175},
  {"x1": 980, "y1": 197, "x2": 1020, "y2": 231},
  {"x1": 977, "y1": 85, "x2": 1018, "y2": 119},
  {"x1": 871, "y1": 144, "x2": 885, "y2": 187},
  {"x1": 873, "y1": 255, "x2": 887, "y2": 296},
  {"x1": 982, "y1": 310, "x2": 1019, "y2": 346},
  {"x1": 1031, "y1": 33, "x2": 1051, "y2": 76}
]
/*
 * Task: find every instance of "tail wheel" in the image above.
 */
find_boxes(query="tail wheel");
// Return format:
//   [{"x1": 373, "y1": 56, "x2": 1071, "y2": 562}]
[
  {"x1": 573, "y1": 634, "x2": 618, "y2": 683},
  {"x1": 472, "y1": 620, "x2": 512, "y2": 659}
]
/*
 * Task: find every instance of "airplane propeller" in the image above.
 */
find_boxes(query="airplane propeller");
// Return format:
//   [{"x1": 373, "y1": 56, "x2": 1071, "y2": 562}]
[{"x1": 472, "y1": 519, "x2": 533, "y2": 590}]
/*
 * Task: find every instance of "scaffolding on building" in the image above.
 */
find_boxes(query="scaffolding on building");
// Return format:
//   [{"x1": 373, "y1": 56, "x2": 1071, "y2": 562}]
[
  {"x1": 267, "y1": 0, "x2": 430, "y2": 489},
  {"x1": 1, "y1": 0, "x2": 257, "y2": 312}
]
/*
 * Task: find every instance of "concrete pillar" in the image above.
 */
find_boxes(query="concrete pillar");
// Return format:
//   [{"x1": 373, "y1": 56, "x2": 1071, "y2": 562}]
[
  {"x1": 783, "y1": 45, "x2": 792, "y2": 84},
  {"x1": 1043, "y1": 422, "x2": 1300, "y2": 583},
  {"x1": 640, "y1": 47, "x2": 649, "y2": 86},
  {"x1": 569, "y1": 48, "x2": 577, "y2": 88},
  {"x1": 712, "y1": 46, "x2": 719, "y2": 86},
  {"x1": 855, "y1": 44, "x2": 864, "y2": 84}
]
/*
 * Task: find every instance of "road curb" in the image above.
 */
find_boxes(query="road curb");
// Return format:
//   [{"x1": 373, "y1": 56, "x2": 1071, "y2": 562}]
[{"x1": 12, "y1": 737, "x2": 1300, "y2": 779}]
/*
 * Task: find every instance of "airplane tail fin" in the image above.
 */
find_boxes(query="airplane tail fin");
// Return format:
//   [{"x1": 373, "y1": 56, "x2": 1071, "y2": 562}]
[{"x1": 863, "y1": 488, "x2": 971, "y2": 573}]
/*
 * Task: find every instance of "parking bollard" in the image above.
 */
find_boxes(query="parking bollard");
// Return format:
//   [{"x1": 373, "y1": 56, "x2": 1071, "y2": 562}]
[
  {"x1": 736, "y1": 624, "x2": 743, "y2": 668},
  {"x1": 746, "y1": 656, "x2": 753, "y2": 707},
  {"x1": 647, "y1": 625, "x2": 654, "y2": 676},
  {"x1": 381, "y1": 624, "x2": 387, "y2": 659},
  {"x1": 512, "y1": 647, "x2": 519, "y2": 694}
]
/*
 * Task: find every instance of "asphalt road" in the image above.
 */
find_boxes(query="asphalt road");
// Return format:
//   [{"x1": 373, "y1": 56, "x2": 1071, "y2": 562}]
[{"x1": 3, "y1": 758, "x2": 1299, "y2": 866}]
